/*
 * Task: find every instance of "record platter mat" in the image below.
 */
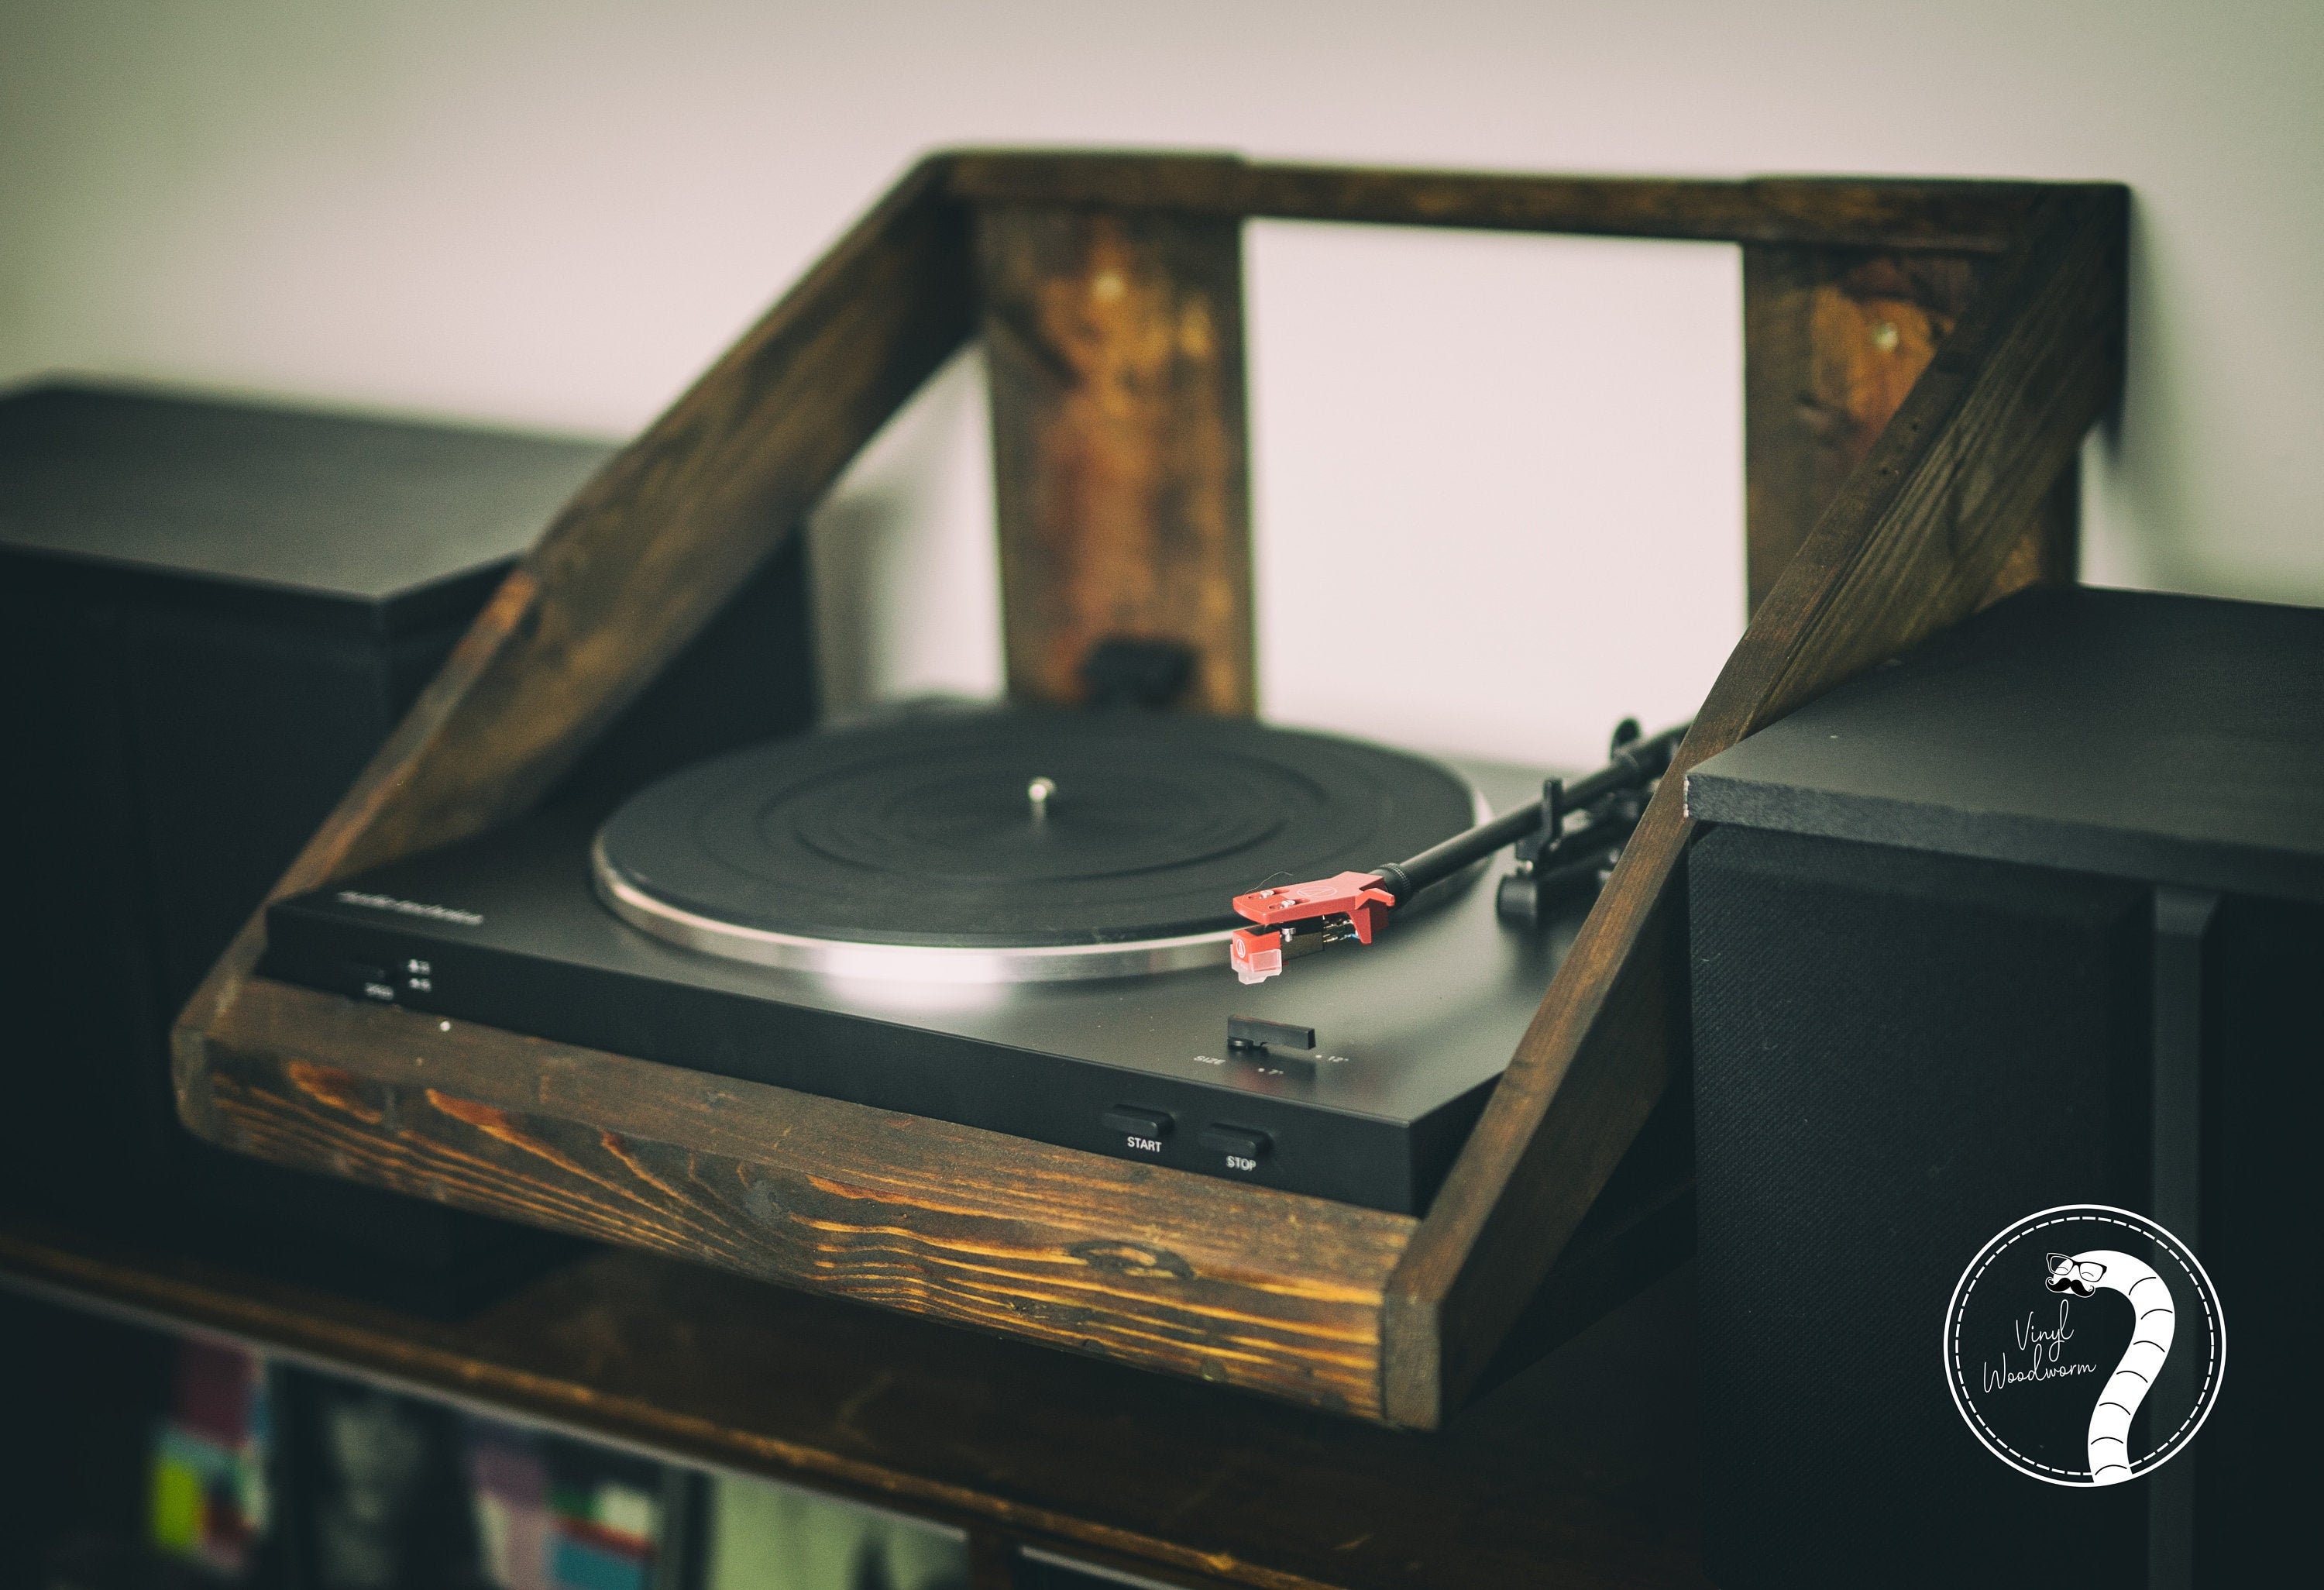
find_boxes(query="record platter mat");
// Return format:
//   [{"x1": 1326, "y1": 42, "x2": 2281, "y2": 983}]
[{"x1": 591, "y1": 711, "x2": 1480, "y2": 982}]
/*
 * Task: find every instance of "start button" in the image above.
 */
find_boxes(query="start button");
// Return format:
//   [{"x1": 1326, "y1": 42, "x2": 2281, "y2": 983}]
[{"x1": 1100, "y1": 1106, "x2": 1173, "y2": 1154}]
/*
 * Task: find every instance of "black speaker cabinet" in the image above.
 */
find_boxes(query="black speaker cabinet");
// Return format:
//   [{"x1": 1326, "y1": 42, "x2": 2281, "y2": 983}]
[
  {"x1": 1686, "y1": 587, "x2": 2319, "y2": 1589},
  {"x1": 0, "y1": 381, "x2": 816, "y2": 1305}
]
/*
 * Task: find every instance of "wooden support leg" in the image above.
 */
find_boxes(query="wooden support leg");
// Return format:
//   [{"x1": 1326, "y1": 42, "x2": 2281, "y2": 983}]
[
  {"x1": 978, "y1": 205, "x2": 1254, "y2": 714},
  {"x1": 1745, "y1": 244, "x2": 2082, "y2": 617},
  {"x1": 1385, "y1": 191, "x2": 2126, "y2": 1430}
]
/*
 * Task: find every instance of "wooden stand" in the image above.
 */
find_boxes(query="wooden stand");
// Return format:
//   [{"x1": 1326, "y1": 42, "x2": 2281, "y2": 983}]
[{"x1": 170, "y1": 152, "x2": 2124, "y2": 1429}]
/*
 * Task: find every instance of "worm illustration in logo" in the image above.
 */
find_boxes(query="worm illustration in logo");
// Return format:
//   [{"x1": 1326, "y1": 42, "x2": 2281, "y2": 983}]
[
  {"x1": 1947, "y1": 1205, "x2": 2223, "y2": 1486},
  {"x1": 2042, "y1": 1250, "x2": 2173, "y2": 1485}
]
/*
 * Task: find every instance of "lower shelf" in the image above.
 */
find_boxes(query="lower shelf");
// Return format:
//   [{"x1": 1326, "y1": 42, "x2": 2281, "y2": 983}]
[{"x1": 0, "y1": 1208, "x2": 1711, "y2": 1589}]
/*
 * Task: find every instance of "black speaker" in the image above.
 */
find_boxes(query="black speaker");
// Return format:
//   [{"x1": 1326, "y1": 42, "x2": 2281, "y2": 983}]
[
  {"x1": 1686, "y1": 587, "x2": 2319, "y2": 1588},
  {"x1": 0, "y1": 380, "x2": 818, "y2": 1307}
]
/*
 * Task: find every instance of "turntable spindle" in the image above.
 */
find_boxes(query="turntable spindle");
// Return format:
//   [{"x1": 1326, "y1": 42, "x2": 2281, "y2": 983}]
[{"x1": 1027, "y1": 776, "x2": 1056, "y2": 821}]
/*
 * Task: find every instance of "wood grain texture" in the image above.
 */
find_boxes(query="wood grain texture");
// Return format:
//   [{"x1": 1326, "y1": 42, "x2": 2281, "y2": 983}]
[
  {"x1": 1743, "y1": 249, "x2": 1987, "y2": 611},
  {"x1": 980, "y1": 204, "x2": 1253, "y2": 712},
  {"x1": 945, "y1": 150, "x2": 2042, "y2": 252},
  {"x1": 193, "y1": 976, "x2": 1414, "y2": 1417},
  {"x1": 1979, "y1": 456, "x2": 2081, "y2": 604},
  {"x1": 1739, "y1": 191, "x2": 2123, "y2": 724},
  {"x1": 1745, "y1": 246, "x2": 2084, "y2": 616},
  {"x1": 171, "y1": 156, "x2": 975, "y2": 1063},
  {"x1": 1380, "y1": 187, "x2": 2126, "y2": 1427},
  {"x1": 0, "y1": 1211, "x2": 1710, "y2": 1590}
]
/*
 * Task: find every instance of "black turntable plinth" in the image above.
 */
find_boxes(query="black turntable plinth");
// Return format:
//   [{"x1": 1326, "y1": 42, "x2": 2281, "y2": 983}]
[{"x1": 260, "y1": 712, "x2": 1568, "y2": 1213}]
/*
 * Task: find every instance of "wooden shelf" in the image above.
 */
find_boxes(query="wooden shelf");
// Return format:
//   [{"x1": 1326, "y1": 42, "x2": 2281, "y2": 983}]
[
  {"x1": 188, "y1": 974, "x2": 1693, "y2": 1423},
  {"x1": 0, "y1": 1210, "x2": 1708, "y2": 1589},
  {"x1": 169, "y1": 150, "x2": 2126, "y2": 1429}
]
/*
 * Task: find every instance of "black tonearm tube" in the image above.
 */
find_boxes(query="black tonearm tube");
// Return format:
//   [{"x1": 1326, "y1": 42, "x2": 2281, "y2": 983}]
[{"x1": 1227, "y1": 719, "x2": 1689, "y2": 984}]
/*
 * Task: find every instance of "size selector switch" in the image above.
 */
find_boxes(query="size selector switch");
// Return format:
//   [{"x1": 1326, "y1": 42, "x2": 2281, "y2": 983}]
[
  {"x1": 1198, "y1": 1123, "x2": 1272, "y2": 1172},
  {"x1": 1226, "y1": 1015, "x2": 1315, "y2": 1052},
  {"x1": 1100, "y1": 1106, "x2": 1174, "y2": 1155}
]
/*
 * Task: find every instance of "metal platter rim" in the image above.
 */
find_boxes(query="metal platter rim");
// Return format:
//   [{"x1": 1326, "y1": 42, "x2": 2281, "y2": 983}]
[
  {"x1": 591, "y1": 831, "x2": 1236, "y2": 985},
  {"x1": 591, "y1": 780, "x2": 1494, "y2": 985}
]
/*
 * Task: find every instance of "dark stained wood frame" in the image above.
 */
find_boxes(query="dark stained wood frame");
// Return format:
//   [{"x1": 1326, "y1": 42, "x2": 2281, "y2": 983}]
[{"x1": 170, "y1": 150, "x2": 2126, "y2": 1430}]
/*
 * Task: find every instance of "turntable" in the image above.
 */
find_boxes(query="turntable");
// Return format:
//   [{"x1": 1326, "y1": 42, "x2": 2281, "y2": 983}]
[{"x1": 260, "y1": 709, "x2": 1675, "y2": 1213}]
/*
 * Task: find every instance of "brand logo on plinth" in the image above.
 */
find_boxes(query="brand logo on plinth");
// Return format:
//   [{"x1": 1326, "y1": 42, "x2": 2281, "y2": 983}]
[{"x1": 1944, "y1": 1204, "x2": 2223, "y2": 1486}]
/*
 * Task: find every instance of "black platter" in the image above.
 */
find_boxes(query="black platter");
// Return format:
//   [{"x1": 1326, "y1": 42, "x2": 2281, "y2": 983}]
[{"x1": 593, "y1": 711, "x2": 1477, "y2": 979}]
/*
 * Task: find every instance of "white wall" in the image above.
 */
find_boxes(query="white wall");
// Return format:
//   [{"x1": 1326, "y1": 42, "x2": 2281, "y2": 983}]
[{"x1": 4, "y1": 0, "x2": 2317, "y2": 766}]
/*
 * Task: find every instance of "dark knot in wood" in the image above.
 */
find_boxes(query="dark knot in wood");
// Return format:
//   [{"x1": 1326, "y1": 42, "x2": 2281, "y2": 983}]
[{"x1": 1067, "y1": 1240, "x2": 1195, "y2": 1281}]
